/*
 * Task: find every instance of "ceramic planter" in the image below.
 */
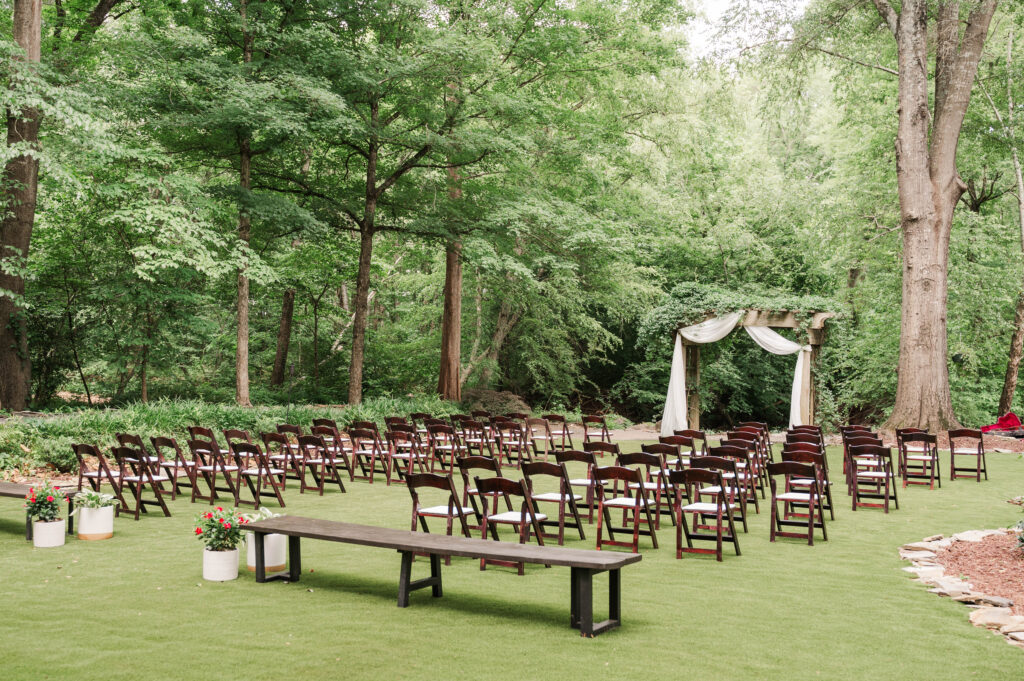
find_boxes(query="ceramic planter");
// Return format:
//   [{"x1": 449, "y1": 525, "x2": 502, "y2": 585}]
[
  {"x1": 32, "y1": 519, "x2": 66, "y2": 548},
  {"x1": 245, "y1": 532, "x2": 287, "y2": 573},
  {"x1": 202, "y1": 548, "x2": 240, "y2": 581},
  {"x1": 77, "y1": 505, "x2": 115, "y2": 540}
]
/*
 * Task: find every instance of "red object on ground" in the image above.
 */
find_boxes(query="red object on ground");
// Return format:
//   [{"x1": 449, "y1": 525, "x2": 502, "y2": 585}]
[{"x1": 981, "y1": 412, "x2": 1022, "y2": 433}]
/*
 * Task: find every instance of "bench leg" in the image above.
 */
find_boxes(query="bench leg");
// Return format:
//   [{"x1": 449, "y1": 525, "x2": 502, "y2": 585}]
[
  {"x1": 253, "y1": 532, "x2": 300, "y2": 584},
  {"x1": 397, "y1": 550, "x2": 443, "y2": 608},
  {"x1": 288, "y1": 535, "x2": 302, "y2": 581},
  {"x1": 26, "y1": 512, "x2": 32, "y2": 541},
  {"x1": 570, "y1": 567, "x2": 622, "y2": 638},
  {"x1": 67, "y1": 497, "x2": 75, "y2": 535}
]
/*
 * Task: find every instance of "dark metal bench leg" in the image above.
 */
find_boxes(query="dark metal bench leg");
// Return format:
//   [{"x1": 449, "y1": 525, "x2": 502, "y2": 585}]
[
  {"x1": 254, "y1": 532, "x2": 266, "y2": 583},
  {"x1": 576, "y1": 568, "x2": 593, "y2": 637},
  {"x1": 430, "y1": 553, "x2": 443, "y2": 598},
  {"x1": 398, "y1": 551, "x2": 413, "y2": 608},
  {"x1": 571, "y1": 568, "x2": 622, "y2": 637},
  {"x1": 25, "y1": 512, "x2": 32, "y2": 541},
  {"x1": 66, "y1": 497, "x2": 75, "y2": 535},
  {"x1": 570, "y1": 567, "x2": 580, "y2": 628},
  {"x1": 288, "y1": 535, "x2": 302, "y2": 582},
  {"x1": 609, "y1": 568, "x2": 620, "y2": 623},
  {"x1": 397, "y1": 550, "x2": 444, "y2": 607}
]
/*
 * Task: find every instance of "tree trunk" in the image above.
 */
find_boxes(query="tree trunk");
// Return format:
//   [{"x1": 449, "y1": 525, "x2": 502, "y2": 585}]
[
  {"x1": 1000, "y1": 289, "x2": 1024, "y2": 415},
  {"x1": 348, "y1": 225, "x2": 374, "y2": 404},
  {"x1": 270, "y1": 288, "x2": 295, "y2": 387},
  {"x1": 0, "y1": 0, "x2": 42, "y2": 412},
  {"x1": 437, "y1": 241, "x2": 462, "y2": 401},
  {"x1": 876, "y1": 0, "x2": 996, "y2": 432},
  {"x1": 475, "y1": 301, "x2": 520, "y2": 388},
  {"x1": 234, "y1": 0, "x2": 253, "y2": 407}
]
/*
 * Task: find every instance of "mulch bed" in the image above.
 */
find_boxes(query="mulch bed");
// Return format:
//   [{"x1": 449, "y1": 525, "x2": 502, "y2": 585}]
[{"x1": 936, "y1": 533, "x2": 1024, "y2": 615}]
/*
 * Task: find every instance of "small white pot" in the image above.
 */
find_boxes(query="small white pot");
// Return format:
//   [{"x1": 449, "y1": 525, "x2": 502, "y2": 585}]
[
  {"x1": 246, "y1": 533, "x2": 288, "y2": 573},
  {"x1": 77, "y1": 506, "x2": 115, "y2": 541},
  {"x1": 202, "y1": 548, "x2": 240, "y2": 581},
  {"x1": 33, "y1": 519, "x2": 66, "y2": 548}
]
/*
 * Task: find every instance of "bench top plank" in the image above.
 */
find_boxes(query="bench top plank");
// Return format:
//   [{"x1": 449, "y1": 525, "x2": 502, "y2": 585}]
[
  {"x1": 246, "y1": 516, "x2": 641, "y2": 570},
  {"x1": 0, "y1": 481, "x2": 75, "y2": 499}
]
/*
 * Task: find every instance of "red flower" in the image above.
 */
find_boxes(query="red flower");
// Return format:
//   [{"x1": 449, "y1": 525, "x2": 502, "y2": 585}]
[
  {"x1": 224, "y1": 522, "x2": 231, "y2": 529},
  {"x1": 195, "y1": 527, "x2": 203, "y2": 535},
  {"x1": 218, "y1": 517, "x2": 225, "y2": 523},
  {"x1": 46, "y1": 495, "x2": 54, "y2": 502},
  {"x1": 204, "y1": 512, "x2": 213, "y2": 519},
  {"x1": 30, "y1": 496, "x2": 36, "y2": 503},
  {"x1": 216, "y1": 507, "x2": 223, "y2": 512}
]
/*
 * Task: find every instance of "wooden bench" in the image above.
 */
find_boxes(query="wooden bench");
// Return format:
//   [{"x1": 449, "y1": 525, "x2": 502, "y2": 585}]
[
  {"x1": 0, "y1": 481, "x2": 76, "y2": 540},
  {"x1": 245, "y1": 516, "x2": 642, "y2": 637}
]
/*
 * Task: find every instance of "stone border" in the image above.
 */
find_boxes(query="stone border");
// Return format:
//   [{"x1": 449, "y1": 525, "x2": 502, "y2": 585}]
[{"x1": 899, "y1": 529, "x2": 1024, "y2": 650}]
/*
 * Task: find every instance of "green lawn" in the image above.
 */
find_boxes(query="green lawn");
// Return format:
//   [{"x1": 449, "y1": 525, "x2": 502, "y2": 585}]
[{"x1": 2, "y1": 444, "x2": 1022, "y2": 681}]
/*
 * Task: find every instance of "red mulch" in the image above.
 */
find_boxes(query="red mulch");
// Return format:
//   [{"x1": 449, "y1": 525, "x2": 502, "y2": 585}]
[{"x1": 935, "y1": 533, "x2": 1024, "y2": 615}]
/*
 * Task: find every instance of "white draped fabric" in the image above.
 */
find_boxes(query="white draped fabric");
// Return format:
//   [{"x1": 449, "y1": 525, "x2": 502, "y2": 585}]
[{"x1": 660, "y1": 311, "x2": 811, "y2": 436}]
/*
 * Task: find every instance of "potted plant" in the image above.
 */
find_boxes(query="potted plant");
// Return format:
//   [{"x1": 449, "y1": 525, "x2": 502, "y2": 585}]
[
  {"x1": 194, "y1": 506, "x2": 247, "y2": 581},
  {"x1": 71, "y1": 490, "x2": 118, "y2": 540},
  {"x1": 24, "y1": 482, "x2": 69, "y2": 548},
  {"x1": 242, "y1": 507, "x2": 287, "y2": 573}
]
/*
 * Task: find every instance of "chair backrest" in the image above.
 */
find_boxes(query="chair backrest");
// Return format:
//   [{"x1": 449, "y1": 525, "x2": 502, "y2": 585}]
[
  {"x1": 350, "y1": 420, "x2": 380, "y2": 435},
  {"x1": 311, "y1": 424, "x2": 342, "y2": 442},
  {"x1": 522, "y1": 461, "x2": 571, "y2": 493},
  {"x1": 689, "y1": 455, "x2": 737, "y2": 475},
  {"x1": 673, "y1": 429, "x2": 708, "y2": 448},
  {"x1": 617, "y1": 451, "x2": 664, "y2": 472},
  {"x1": 72, "y1": 443, "x2": 113, "y2": 474},
  {"x1": 297, "y1": 434, "x2": 328, "y2": 456},
  {"x1": 844, "y1": 434, "x2": 882, "y2": 448},
  {"x1": 781, "y1": 442, "x2": 823, "y2": 456},
  {"x1": 660, "y1": 435, "x2": 696, "y2": 453},
  {"x1": 232, "y1": 441, "x2": 264, "y2": 465},
  {"x1": 555, "y1": 449, "x2": 597, "y2": 467},
  {"x1": 583, "y1": 441, "x2": 620, "y2": 456},
  {"x1": 261, "y1": 432, "x2": 294, "y2": 458},
  {"x1": 948, "y1": 428, "x2": 983, "y2": 450},
  {"x1": 780, "y1": 449, "x2": 827, "y2": 474},
  {"x1": 223, "y1": 429, "x2": 252, "y2": 449},
  {"x1": 385, "y1": 429, "x2": 417, "y2": 448},
  {"x1": 767, "y1": 460, "x2": 816, "y2": 480},
  {"x1": 542, "y1": 413, "x2": 567, "y2": 424},
  {"x1": 312, "y1": 418, "x2": 338, "y2": 430},
  {"x1": 719, "y1": 439, "x2": 757, "y2": 455},
  {"x1": 470, "y1": 410, "x2": 492, "y2": 420},
  {"x1": 785, "y1": 432, "x2": 820, "y2": 446},
  {"x1": 410, "y1": 412, "x2": 433, "y2": 422},
  {"x1": 668, "y1": 467, "x2": 721, "y2": 490},
  {"x1": 111, "y1": 445, "x2": 143, "y2": 470},
  {"x1": 427, "y1": 423, "x2": 457, "y2": 438},
  {"x1": 641, "y1": 443, "x2": 679, "y2": 459},
  {"x1": 151, "y1": 436, "x2": 182, "y2": 460},
  {"x1": 388, "y1": 423, "x2": 417, "y2": 436},
  {"x1": 473, "y1": 475, "x2": 530, "y2": 499},
  {"x1": 187, "y1": 439, "x2": 217, "y2": 464},
  {"x1": 708, "y1": 445, "x2": 750, "y2": 466},
  {"x1": 348, "y1": 428, "x2": 380, "y2": 450},
  {"x1": 592, "y1": 464, "x2": 642, "y2": 485},
  {"x1": 840, "y1": 424, "x2": 871, "y2": 434},
  {"x1": 582, "y1": 414, "x2": 607, "y2": 426},
  {"x1": 457, "y1": 455, "x2": 502, "y2": 477},
  {"x1": 277, "y1": 424, "x2": 302, "y2": 438},
  {"x1": 526, "y1": 417, "x2": 550, "y2": 431},
  {"x1": 384, "y1": 416, "x2": 409, "y2": 428},
  {"x1": 449, "y1": 414, "x2": 472, "y2": 426},
  {"x1": 424, "y1": 418, "x2": 447, "y2": 428},
  {"x1": 899, "y1": 432, "x2": 936, "y2": 446}
]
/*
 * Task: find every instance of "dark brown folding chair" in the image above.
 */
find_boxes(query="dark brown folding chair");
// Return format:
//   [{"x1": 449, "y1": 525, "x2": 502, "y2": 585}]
[
  {"x1": 427, "y1": 423, "x2": 464, "y2": 472},
  {"x1": 948, "y1": 428, "x2": 988, "y2": 482},
  {"x1": 385, "y1": 429, "x2": 428, "y2": 484},
  {"x1": 112, "y1": 445, "x2": 171, "y2": 520},
  {"x1": 311, "y1": 425, "x2": 355, "y2": 482},
  {"x1": 780, "y1": 449, "x2": 835, "y2": 520},
  {"x1": 223, "y1": 429, "x2": 255, "y2": 469},
  {"x1": 582, "y1": 414, "x2": 611, "y2": 443},
  {"x1": 767, "y1": 461, "x2": 827, "y2": 545},
  {"x1": 542, "y1": 414, "x2": 575, "y2": 451},
  {"x1": 232, "y1": 441, "x2": 286, "y2": 509},
  {"x1": 673, "y1": 429, "x2": 710, "y2": 455},
  {"x1": 669, "y1": 467, "x2": 740, "y2": 561},
  {"x1": 276, "y1": 424, "x2": 303, "y2": 444},
  {"x1": 410, "y1": 412, "x2": 433, "y2": 439},
  {"x1": 617, "y1": 451, "x2": 674, "y2": 530},
  {"x1": 496, "y1": 420, "x2": 532, "y2": 468},
  {"x1": 151, "y1": 436, "x2": 195, "y2": 500},
  {"x1": 593, "y1": 465, "x2": 659, "y2": 553},
  {"x1": 297, "y1": 434, "x2": 347, "y2": 494},
  {"x1": 708, "y1": 445, "x2": 760, "y2": 514},
  {"x1": 459, "y1": 419, "x2": 494, "y2": 457},
  {"x1": 188, "y1": 439, "x2": 219, "y2": 504},
  {"x1": 583, "y1": 440, "x2": 620, "y2": 460},
  {"x1": 523, "y1": 461, "x2": 585, "y2": 543},
  {"x1": 72, "y1": 443, "x2": 122, "y2": 495},
  {"x1": 474, "y1": 476, "x2": 547, "y2": 575},
  {"x1": 898, "y1": 431, "x2": 940, "y2": 488},
  {"x1": 556, "y1": 449, "x2": 600, "y2": 523},
  {"x1": 847, "y1": 444, "x2": 899, "y2": 512},
  {"x1": 190, "y1": 436, "x2": 239, "y2": 505},
  {"x1": 262, "y1": 431, "x2": 301, "y2": 484},
  {"x1": 658, "y1": 435, "x2": 696, "y2": 468},
  {"x1": 350, "y1": 427, "x2": 389, "y2": 483},
  {"x1": 723, "y1": 433, "x2": 767, "y2": 496},
  {"x1": 690, "y1": 455, "x2": 749, "y2": 533},
  {"x1": 526, "y1": 417, "x2": 557, "y2": 461},
  {"x1": 456, "y1": 455, "x2": 508, "y2": 530},
  {"x1": 407, "y1": 472, "x2": 473, "y2": 565}
]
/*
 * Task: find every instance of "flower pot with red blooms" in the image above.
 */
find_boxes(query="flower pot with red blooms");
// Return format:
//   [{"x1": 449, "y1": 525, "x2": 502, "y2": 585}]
[
  {"x1": 242, "y1": 508, "x2": 286, "y2": 573},
  {"x1": 71, "y1": 490, "x2": 117, "y2": 540},
  {"x1": 24, "y1": 482, "x2": 69, "y2": 548},
  {"x1": 194, "y1": 506, "x2": 247, "y2": 581}
]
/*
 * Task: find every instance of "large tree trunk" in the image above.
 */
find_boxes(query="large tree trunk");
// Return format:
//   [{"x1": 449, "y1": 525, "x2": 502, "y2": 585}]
[
  {"x1": 0, "y1": 0, "x2": 42, "y2": 412},
  {"x1": 1001, "y1": 289, "x2": 1024, "y2": 415},
  {"x1": 347, "y1": 225, "x2": 374, "y2": 404},
  {"x1": 270, "y1": 288, "x2": 295, "y2": 387},
  {"x1": 875, "y1": 0, "x2": 996, "y2": 432},
  {"x1": 437, "y1": 241, "x2": 462, "y2": 401},
  {"x1": 235, "y1": 0, "x2": 253, "y2": 407}
]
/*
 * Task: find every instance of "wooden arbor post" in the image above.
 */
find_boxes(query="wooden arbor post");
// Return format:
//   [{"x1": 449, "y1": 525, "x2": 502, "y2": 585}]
[{"x1": 683, "y1": 341, "x2": 700, "y2": 431}]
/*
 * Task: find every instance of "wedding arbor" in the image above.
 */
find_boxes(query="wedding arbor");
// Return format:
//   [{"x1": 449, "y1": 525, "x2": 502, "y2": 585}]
[{"x1": 661, "y1": 310, "x2": 835, "y2": 435}]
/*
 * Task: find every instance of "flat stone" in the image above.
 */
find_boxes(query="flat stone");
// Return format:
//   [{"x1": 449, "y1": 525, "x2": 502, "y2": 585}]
[
  {"x1": 979, "y1": 595, "x2": 1015, "y2": 608},
  {"x1": 905, "y1": 566, "x2": 946, "y2": 582},
  {"x1": 1008, "y1": 632, "x2": 1024, "y2": 642},
  {"x1": 923, "y1": 534, "x2": 944, "y2": 542},
  {"x1": 900, "y1": 550, "x2": 937, "y2": 561},
  {"x1": 933, "y1": 576, "x2": 972, "y2": 595},
  {"x1": 901, "y1": 541, "x2": 942, "y2": 552},
  {"x1": 952, "y1": 529, "x2": 1005, "y2": 543},
  {"x1": 999, "y1": 617, "x2": 1024, "y2": 634},
  {"x1": 970, "y1": 608, "x2": 1016, "y2": 629}
]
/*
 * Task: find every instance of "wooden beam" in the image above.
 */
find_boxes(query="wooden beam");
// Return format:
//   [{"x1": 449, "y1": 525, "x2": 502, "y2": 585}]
[{"x1": 677, "y1": 310, "x2": 836, "y2": 332}]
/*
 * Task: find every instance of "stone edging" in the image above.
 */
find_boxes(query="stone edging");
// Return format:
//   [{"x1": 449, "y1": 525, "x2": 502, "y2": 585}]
[{"x1": 899, "y1": 529, "x2": 1024, "y2": 650}]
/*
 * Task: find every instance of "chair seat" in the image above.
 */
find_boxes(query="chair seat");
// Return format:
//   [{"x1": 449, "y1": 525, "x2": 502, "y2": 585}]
[
  {"x1": 628, "y1": 481, "x2": 668, "y2": 491},
  {"x1": 569, "y1": 478, "x2": 596, "y2": 487},
  {"x1": 418, "y1": 504, "x2": 475, "y2": 517},
  {"x1": 776, "y1": 492, "x2": 817, "y2": 502},
  {"x1": 857, "y1": 471, "x2": 892, "y2": 479},
  {"x1": 82, "y1": 471, "x2": 105, "y2": 478},
  {"x1": 532, "y1": 492, "x2": 583, "y2": 503},
  {"x1": 243, "y1": 467, "x2": 285, "y2": 476},
  {"x1": 197, "y1": 465, "x2": 239, "y2": 472},
  {"x1": 903, "y1": 445, "x2": 928, "y2": 452},
  {"x1": 681, "y1": 501, "x2": 737, "y2": 513},
  {"x1": 906, "y1": 455, "x2": 936, "y2": 462},
  {"x1": 791, "y1": 478, "x2": 832, "y2": 486},
  {"x1": 160, "y1": 460, "x2": 196, "y2": 468},
  {"x1": 304, "y1": 458, "x2": 325, "y2": 465},
  {"x1": 123, "y1": 474, "x2": 170, "y2": 483},
  {"x1": 487, "y1": 511, "x2": 548, "y2": 523},
  {"x1": 699, "y1": 485, "x2": 739, "y2": 495},
  {"x1": 603, "y1": 496, "x2": 644, "y2": 509},
  {"x1": 952, "y1": 447, "x2": 982, "y2": 455}
]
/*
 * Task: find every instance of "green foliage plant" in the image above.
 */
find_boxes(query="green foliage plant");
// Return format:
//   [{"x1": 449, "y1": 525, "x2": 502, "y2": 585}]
[
  {"x1": 23, "y1": 482, "x2": 67, "y2": 523},
  {"x1": 70, "y1": 490, "x2": 118, "y2": 510},
  {"x1": 194, "y1": 506, "x2": 247, "y2": 552}
]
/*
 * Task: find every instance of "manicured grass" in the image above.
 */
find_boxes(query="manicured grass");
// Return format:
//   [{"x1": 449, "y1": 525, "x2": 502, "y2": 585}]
[{"x1": 1, "y1": 444, "x2": 1022, "y2": 680}]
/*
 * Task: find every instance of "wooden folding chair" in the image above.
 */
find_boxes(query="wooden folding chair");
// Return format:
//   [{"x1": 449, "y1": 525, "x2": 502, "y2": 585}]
[
  {"x1": 456, "y1": 455, "x2": 509, "y2": 530},
  {"x1": 669, "y1": 468, "x2": 740, "y2": 561},
  {"x1": 767, "y1": 461, "x2": 827, "y2": 545},
  {"x1": 673, "y1": 429, "x2": 710, "y2": 455},
  {"x1": 582, "y1": 414, "x2": 611, "y2": 443},
  {"x1": 542, "y1": 414, "x2": 575, "y2": 451},
  {"x1": 112, "y1": 445, "x2": 171, "y2": 520},
  {"x1": 297, "y1": 434, "x2": 348, "y2": 494},
  {"x1": 556, "y1": 449, "x2": 600, "y2": 524},
  {"x1": 223, "y1": 429, "x2": 255, "y2": 469},
  {"x1": 474, "y1": 476, "x2": 548, "y2": 575},
  {"x1": 386, "y1": 429, "x2": 428, "y2": 484},
  {"x1": 780, "y1": 449, "x2": 835, "y2": 520},
  {"x1": 262, "y1": 431, "x2": 301, "y2": 485},
  {"x1": 948, "y1": 428, "x2": 988, "y2": 482},
  {"x1": 407, "y1": 472, "x2": 474, "y2": 565},
  {"x1": 617, "y1": 451, "x2": 674, "y2": 530},
  {"x1": 427, "y1": 423, "x2": 465, "y2": 472},
  {"x1": 722, "y1": 434, "x2": 766, "y2": 496},
  {"x1": 410, "y1": 412, "x2": 433, "y2": 439},
  {"x1": 526, "y1": 417, "x2": 557, "y2": 461},
  {"x1": 593, "y1": 465, "x2": 658, "y2": 553},
  {"x1": 311, "y1": 425, "x2": 355, "y2": 482},
  {"x1": 458, "y1": 419, "x2": 494, "y2": 457},
  {"x1": 523, "y1": 461, "x2": 585, "y2": 543},
  {"x1": 708, "y1": 445, "x2": 760, "y2": 514},
  {"x1": 232, "y1": 441, "x2": 286, "y2": 509},
  {"x1": 350, "y1": 427, "x2": 390, "y2": 483},
  {"x1": 151, "y1": 436, "x2": 196, "y2": 501},
  {"x1": 898, "y1": 431, "x2": 941, "y2": 488},
  {"x1": 689, "y1": 455, "x2": 749, "y2": 533},
  {"x1": 189, "y1": 437, "x2": 239, "y2": 505},
  {"x1": 495, "y1": 420, "x2": 532, "y2": 468},
  {"x1": 847, "y1": 444, "x2": 899, "y2": 512},
  {"x1": 658, "y1": 436, "x2": 696, "y2": 468},
  {"x1": 72, "y1": 443, "x2": 122, "y2": 495}
]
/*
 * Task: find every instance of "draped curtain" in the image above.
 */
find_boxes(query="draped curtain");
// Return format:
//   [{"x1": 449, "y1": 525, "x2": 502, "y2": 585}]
[{"x1": 660, "y1": 312, "x2": 811, "y2": 436}]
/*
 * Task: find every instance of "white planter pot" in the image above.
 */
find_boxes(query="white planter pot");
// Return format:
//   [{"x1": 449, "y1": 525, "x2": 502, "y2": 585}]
[
  {"x1": 77, "y1": 506, "x2": 115, "y2": 541},
  {"x1": 202, "y1": 548, "x2": 239, "y2": 582},
  {"x1": 246, "y1": 533, "x2": 288, "y2": 573},
  {"x1": 33, "y1": 519, "x2": 66, "y2": 548}
]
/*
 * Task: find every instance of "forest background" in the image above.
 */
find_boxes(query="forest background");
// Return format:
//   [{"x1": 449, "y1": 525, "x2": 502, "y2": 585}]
[{"x1": 2, "y1": 0, "x2": 1022, "y2": 443}]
